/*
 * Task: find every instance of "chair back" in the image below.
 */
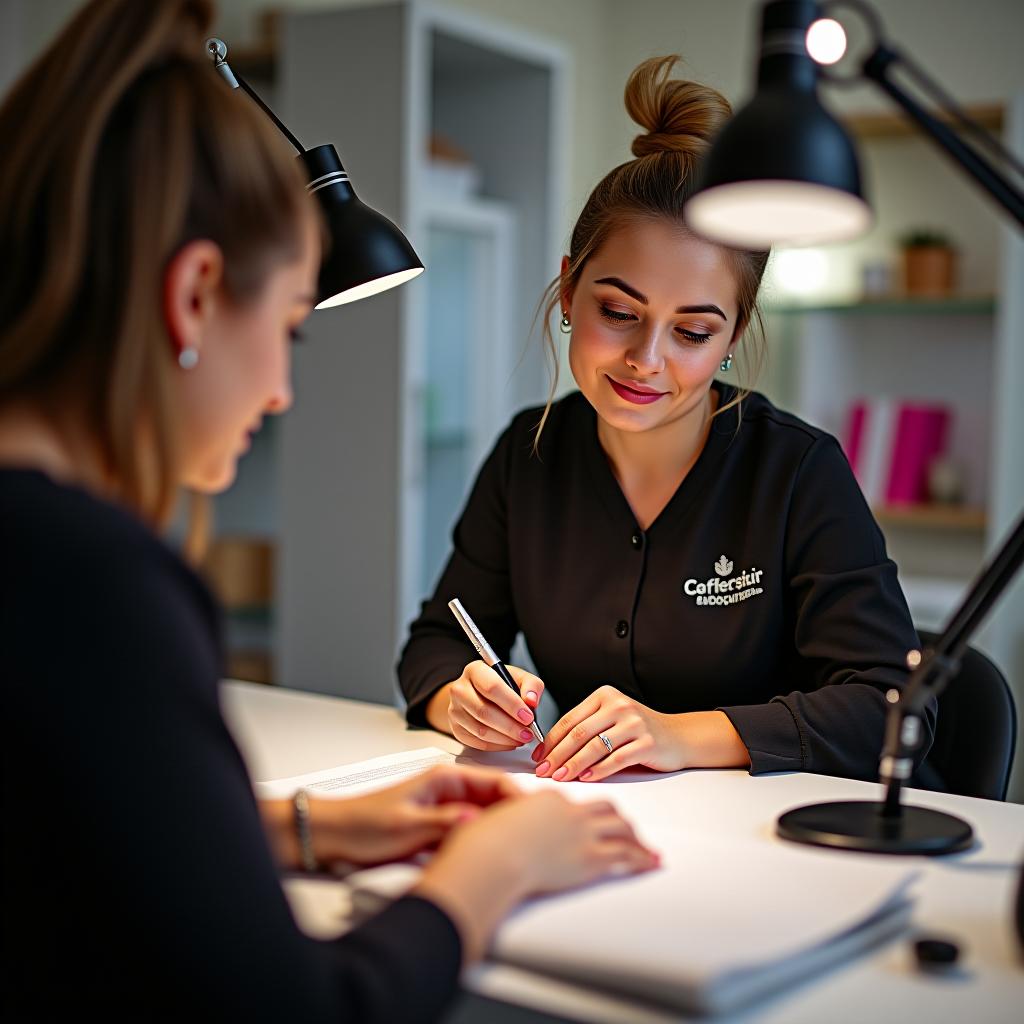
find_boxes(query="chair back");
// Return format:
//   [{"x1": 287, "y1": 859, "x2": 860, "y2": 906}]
[{"x1": 917, "y1": 630, "x2": 1017, "y2": 801}]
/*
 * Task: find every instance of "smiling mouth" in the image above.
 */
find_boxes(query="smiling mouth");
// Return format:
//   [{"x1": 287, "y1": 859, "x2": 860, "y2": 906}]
[{"x1": 606, "y1": 375, "x2": 667, "y2": 405}]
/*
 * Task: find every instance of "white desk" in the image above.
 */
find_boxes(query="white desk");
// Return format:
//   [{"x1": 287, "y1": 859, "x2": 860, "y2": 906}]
[{"x1": 221, "y1": 681, "x2": 1024, "y2": 1023}]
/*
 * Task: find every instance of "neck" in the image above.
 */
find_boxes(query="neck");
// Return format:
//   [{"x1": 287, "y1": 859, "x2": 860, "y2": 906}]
[
  {"x1": 0, "y1": 399, "x2": 112, "y2": 496},
  {"x1": 597, "y1": 386, "x2": 718, "y2": 489}
]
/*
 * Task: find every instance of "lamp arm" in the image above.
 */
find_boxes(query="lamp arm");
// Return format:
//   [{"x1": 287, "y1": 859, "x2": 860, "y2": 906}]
[
  {"x1": 859, "y1": 43, "x2": 1024, "y2": 228},
  {"x1": 879, "y1": 512, "x2": 1024, "y2": 809},
  {"x1": 205, "y1": 38, "x2": 305, "y2": 157}
]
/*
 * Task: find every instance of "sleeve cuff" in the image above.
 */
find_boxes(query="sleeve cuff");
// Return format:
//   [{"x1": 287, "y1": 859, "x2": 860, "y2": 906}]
[{"x1": 718, "y1": 700, "x2": 805, "y2": 774}]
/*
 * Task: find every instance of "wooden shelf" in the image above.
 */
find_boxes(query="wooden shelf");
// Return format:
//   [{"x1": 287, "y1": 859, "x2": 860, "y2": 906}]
[
  {"x1": 843, "y1": 103, "x2": 1004, "y2": 140},
  {"x1": 873, "y1": 503, "x2": 987, "y2": 531},
  {"x1": 768, "y1": 296, "x2": 997, "y2": 316}
]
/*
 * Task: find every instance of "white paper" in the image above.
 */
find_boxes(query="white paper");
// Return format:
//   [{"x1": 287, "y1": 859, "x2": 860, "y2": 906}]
[{"x1": 256, "y1": 746, "x2": 457, "y2": 799}]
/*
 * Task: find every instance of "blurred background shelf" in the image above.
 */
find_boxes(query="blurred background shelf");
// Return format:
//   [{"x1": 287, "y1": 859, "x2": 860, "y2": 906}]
[
  {"x1": 769, "y1": 296, "x2": 997, "y2": 316},
  {"x1": 873, "y1": 503, "x2": 988, "y2": 531}
]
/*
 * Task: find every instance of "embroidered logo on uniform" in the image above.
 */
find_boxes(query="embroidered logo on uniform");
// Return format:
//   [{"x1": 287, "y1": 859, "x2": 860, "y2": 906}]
[{"x1": 683, "y1": 558, "x2": 764, "y2": 607}]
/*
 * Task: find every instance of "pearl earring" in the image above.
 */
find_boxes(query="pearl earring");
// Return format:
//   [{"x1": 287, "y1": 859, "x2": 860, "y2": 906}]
[
  {"x1": 720, "y1": 353, "x2": 733, "y2": 372},
  {"x1": 559, "y1": 313, "x2": 571, "y2": 334},
  {"x1": 178, "y1": 347, "x2": 199, "y2": 370}
]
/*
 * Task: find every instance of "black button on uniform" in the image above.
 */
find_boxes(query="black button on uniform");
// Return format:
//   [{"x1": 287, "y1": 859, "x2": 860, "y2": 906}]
[
  {"x1": 631, "y1": 533, "x2": 643, "y2": 550},
  {"x1": 615, "y1": 620, "x2": 629, "y2": 638}
]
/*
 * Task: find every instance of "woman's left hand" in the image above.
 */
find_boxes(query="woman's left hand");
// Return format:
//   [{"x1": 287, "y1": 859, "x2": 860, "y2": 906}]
[
  {"x1": 532, "y1": 686, "x2": 687, "y2": 782},
  {"x1": 306, "y1": 765, "x2": 521, "y2": 867}
]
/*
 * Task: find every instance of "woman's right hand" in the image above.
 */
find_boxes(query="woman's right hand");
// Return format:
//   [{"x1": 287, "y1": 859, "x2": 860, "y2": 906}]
[
  {"x1": 426, "y1": 661, "x2": 545, "y2": 751},
  {"x1": 413, "y1": 789, "x2": 659, "y2": 963}
]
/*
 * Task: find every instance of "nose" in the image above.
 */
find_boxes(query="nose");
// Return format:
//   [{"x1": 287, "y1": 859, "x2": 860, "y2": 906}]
[
  {"x1": 266, "y1": 362, "x2": 293, "y2": 415},
  {"x1": 624, "y1": 327, "x2": 665, "y2": 376},
  {"x1": 266, "y1": 382, "x2": 293, "y2": 415}
]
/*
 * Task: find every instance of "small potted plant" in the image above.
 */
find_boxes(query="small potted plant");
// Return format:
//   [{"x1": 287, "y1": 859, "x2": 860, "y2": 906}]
[{"x1": 898, "y1": 228, "x2": 957, "y2": 297}]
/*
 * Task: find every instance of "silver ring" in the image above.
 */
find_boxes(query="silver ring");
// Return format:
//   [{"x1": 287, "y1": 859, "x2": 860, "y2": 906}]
[{"x1": 598, "y1": 732, "x2": 613, "y2": 755}]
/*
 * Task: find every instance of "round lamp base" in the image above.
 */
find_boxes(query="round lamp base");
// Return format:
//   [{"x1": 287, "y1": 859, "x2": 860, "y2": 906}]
[{"x1": 777, "y1": 800, "x2": 974, "y2": 856}]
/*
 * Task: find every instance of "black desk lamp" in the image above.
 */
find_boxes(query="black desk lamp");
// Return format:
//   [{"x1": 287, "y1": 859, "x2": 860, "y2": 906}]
[
  {"x1": 684, "y1": 0, "x2": 1023, "y2": 858},
  {"x1": 206, "y1": 38, "x2": 423, "y2": 309}
]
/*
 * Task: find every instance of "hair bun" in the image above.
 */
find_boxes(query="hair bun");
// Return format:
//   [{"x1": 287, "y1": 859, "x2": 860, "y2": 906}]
[{"x1": 626, "y1": 55, "x2": 731, "y2": 161}]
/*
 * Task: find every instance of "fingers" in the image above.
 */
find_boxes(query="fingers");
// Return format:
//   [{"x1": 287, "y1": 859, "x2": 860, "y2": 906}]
[
  {"x1": 536, "y1": 712, "x2": 623, "y2": 781},
  {"x1": 506, "y1": 665, "x2": 545, "y2": 709},
  {"x1": 448, "y1": 661, "x2": 540, "y2": 749},
  {"x1": 587, "y1": 837, "x2": 660, "y2": 879},
  {"x1": 450, "y1": 703, "x2": 528, "y2": 750},
  {"x1": 463, "y1": 661, "x2": 538, "y2": 729},
  {"x1": 534, "y1": 690, "x2": 605, "y2": 762},
  {"x1": 416, "y1": 765, "x2": 522, "y2": 806}
]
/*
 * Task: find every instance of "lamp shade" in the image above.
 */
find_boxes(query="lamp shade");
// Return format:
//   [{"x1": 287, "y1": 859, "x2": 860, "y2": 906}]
[
  {"x1": 301, "y1": 145, "x2": 424, "y2": 309},
  {"x1": 685, "y1": 0, "x2": 872, "y2": 248}
]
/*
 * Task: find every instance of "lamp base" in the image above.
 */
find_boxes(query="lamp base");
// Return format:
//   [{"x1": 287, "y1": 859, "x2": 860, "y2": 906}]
[{"x1": 777, "y1": 800, "x2": 974, "y2": 855}]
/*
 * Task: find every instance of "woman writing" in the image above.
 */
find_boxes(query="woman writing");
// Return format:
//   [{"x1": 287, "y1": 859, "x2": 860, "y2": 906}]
[
  {"x1": 399, "y1": 56, "x2": 933, "y2": 786},
  {"x1": 0, "y1": 1, "x2": 657, "y2": 1019}
]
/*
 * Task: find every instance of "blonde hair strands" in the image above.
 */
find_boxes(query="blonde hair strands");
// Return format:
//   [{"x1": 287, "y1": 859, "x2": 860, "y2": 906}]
[
  {"x1": 534, "y1": 56, "x2": 770, "y2": 448},
  {"x1": 0, "y1": 0, "x2": 313, "y2": 526}
]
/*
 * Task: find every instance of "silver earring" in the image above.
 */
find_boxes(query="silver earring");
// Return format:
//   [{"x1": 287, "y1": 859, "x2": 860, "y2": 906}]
[
  {"x1": 720, "y1": 353, "x2": 733, "y2": 372},
  {"x1": 178, "y1": 346, "x2": 199, "y2": 370},
  {"x1": 559, "y1": 313, "x2": 571, "y2": 335}
]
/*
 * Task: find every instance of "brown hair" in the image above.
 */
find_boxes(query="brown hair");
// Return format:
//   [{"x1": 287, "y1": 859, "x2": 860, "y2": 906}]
[
  {"x1": 534, "y1": 55, "x2": 770, "y2": 446},
  {"x1": 0, "y1": 0, "x2": 312, "y2": 526}
]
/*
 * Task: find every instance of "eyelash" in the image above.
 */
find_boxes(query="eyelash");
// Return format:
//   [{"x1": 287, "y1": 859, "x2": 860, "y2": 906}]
[{"x1": 597, "y1": 304, "x2": 712, "y2": 345}]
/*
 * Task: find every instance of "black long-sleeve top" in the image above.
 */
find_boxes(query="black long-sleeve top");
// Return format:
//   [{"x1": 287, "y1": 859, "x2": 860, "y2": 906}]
[
  {"x1": 399, "y1": 384, "x2": 935, "y2": 781},
  {"x1": 1, "y1": 468, "x2": 461, "y2": 1022}
]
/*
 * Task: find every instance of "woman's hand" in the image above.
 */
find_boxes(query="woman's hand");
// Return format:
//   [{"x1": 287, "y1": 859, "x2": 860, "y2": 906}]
[
  {"x1": 426, "y1": 661, "x2": 545, "y2": 751},
  {"x1": 311, "y1": 765, "x2": 523, "y2": 866},
  {"x1": 413, "y1": 789, "x2": 659, "y2": 962},
  {"x1": 262, "y1": 765, "x2": 520, "y2": 870},
  {"x1": 531, "y1": 687, "x2": 750, "y2": 782}
]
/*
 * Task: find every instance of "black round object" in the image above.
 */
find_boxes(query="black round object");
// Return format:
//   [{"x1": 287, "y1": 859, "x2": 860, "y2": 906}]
[
  {"x1": 914, "y1": 937, "x2": 960, "y2": 969},
  {"x1": 776, "y1": 800, "x2": 974, "y2": 855}
]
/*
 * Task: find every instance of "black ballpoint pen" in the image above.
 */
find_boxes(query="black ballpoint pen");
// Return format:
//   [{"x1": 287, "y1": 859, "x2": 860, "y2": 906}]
[{"x1": 448, "y1": 597, "x2": 545, "y2": 744}]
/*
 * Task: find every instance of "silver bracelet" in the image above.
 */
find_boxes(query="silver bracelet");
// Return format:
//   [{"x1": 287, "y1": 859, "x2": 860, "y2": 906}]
[{"x1": 292, "y1": 788, "x2": 318, "y2": 872}]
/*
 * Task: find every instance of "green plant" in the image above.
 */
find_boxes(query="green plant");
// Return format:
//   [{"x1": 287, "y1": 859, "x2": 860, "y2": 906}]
[{"x1": 898, "y1": 228, "x2": 953, "y2": 249}]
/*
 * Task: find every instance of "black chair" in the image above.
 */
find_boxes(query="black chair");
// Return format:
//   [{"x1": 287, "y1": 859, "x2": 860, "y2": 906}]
[{"x1": 915, "y1": 630, "x2": 1017, "y2": 801}]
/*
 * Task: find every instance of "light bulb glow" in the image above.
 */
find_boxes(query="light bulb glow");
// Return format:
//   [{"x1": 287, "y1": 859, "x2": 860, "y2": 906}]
[
  {"x1": 806, "y1": 18, "x2": 847, "y2": 65},
  {"x1": 315, "y1": 266, "x2": 424, "y2": 309},
  {"x1": 685, "y1": 181, "x2": 872, "y2": 248},
  {"x1": 769, "y1": 249, "x2": 829, "y2": 296}
]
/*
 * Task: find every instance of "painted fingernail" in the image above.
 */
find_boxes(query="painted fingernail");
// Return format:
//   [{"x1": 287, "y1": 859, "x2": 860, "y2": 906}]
[
  {"x1": 519, "y1": 729, "x2": 533, "y2": 742},
  {"x1": 579, "y1": 769, "x2": 593, "y2": 781},
  {"x1": 552, "y1": 766, "x2": 567, "y2": 781},
  {"x1": 525, "y1": 690, "x2": 538, "y2": 704},
  {"x1": 531, "y1": 745, "x2": 544, "y2": 761},
  {"x1": 517, "y1": 708, "x2": 534, "y2": 723},
  {"x1": 535, "y1": 760, "x2": 550, "y2": 777}
]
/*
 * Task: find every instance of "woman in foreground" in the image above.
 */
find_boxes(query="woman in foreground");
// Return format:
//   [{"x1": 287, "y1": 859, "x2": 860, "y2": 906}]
[{"x1": 0, "y1": 1, "x2": 655, "y2": 1019}]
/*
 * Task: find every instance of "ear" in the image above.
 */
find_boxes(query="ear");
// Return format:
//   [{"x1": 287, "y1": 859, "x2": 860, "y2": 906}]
[
  {"x1": 163, "y1": 240, "x2": 226, "y2": 360},
  {"x1": 559, "y1": 254, "x2": 573, "y2": 317}
]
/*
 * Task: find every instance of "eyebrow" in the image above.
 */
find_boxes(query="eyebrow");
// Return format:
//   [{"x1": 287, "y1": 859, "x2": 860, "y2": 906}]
[{"x1": 593, "y1": 276, "x2": 728, "y2": 321}]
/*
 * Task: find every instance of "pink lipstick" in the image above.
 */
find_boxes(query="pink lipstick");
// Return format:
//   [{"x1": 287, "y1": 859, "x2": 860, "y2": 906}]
[{"x1": 606, "y1": 375, "x2": 667, "y2": 405}]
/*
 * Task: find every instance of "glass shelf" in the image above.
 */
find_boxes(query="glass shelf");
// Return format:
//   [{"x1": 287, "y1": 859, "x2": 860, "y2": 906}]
[{"x1": 767, "y1": 296, "x2": 997, "y2": 316}]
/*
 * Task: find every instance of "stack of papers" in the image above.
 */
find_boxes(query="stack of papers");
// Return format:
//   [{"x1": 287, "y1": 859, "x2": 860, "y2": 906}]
[{"x1": 262, "y1": 750, "x2": 917, "y2": 1017}]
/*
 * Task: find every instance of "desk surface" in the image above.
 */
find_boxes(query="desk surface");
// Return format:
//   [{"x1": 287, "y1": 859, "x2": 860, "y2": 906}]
[{"x1": 221, "y1": 681, "x2": 1024, "y2": 1024}]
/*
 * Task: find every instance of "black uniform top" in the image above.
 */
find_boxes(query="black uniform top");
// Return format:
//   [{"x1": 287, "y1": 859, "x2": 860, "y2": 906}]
[
  {"x1": 1, "y1": 469, "x2": 461, "y2": 1022},
  {"x1": 399, "y1": 384, "x2": 935, "y2": 781}
]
